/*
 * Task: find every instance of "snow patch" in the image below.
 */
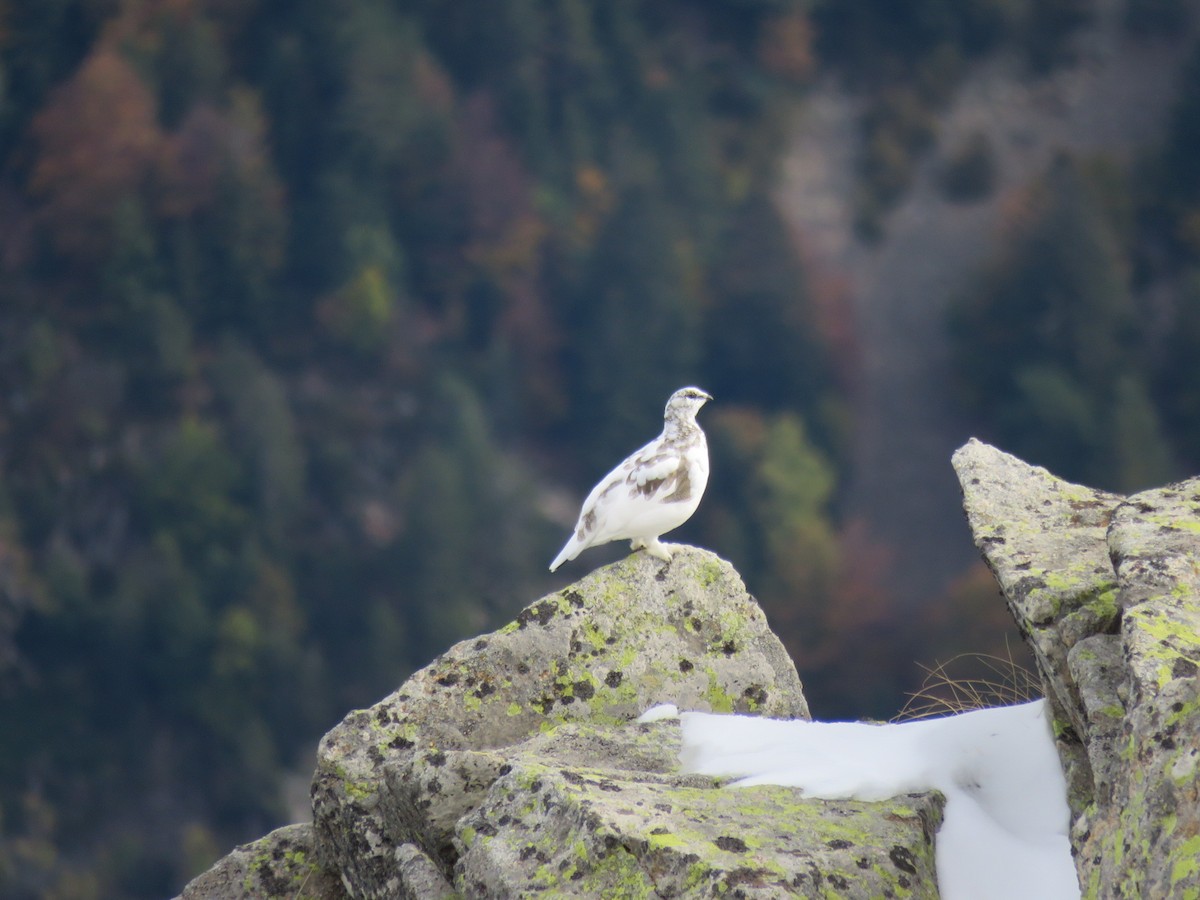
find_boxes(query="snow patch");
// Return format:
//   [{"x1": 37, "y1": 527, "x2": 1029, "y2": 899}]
[{"x1": 680, "y1": 699, "x2": 1079, "y2": 899}]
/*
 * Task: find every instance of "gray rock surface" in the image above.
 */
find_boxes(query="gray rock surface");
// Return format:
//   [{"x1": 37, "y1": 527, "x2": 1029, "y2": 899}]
[
  {"x1": 313, "y1": 546, "x2": 813, "y2": 896},
  {"x1": 453, "y1": 718, "x2": 942, "y2": 898},
  {"x1": 953, "y1": 439, "x2": 1200, "y2": 898},
  {"x1": 177, "y1": 823, "x2": 348, "y2": 900},
  {"x1": 185, "y1": 545, "x2": 950, "y2": 898}
]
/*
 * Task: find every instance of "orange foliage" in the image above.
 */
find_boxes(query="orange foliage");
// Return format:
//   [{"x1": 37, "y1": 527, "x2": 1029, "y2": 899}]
[
  {"x1": 28, "y1": 47, "x2": 164, "y2": 262},
  {"x1": 759, "y1": 14, "x2": 816, "y2": 83}
]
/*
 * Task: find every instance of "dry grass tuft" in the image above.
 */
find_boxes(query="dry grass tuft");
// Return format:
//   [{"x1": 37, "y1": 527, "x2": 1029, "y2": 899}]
[{"x1": 892, "y1": 646, "x2": 1042, "y2": 722}]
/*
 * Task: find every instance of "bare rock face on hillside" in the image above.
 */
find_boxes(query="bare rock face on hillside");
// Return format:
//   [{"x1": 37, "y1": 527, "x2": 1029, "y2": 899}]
[
  {"x1": 180, "y1": 547, "x2": 948, "y2": 898},
  {"x1": 953, "y1": 439, "x2": 1200, "y2": 898}
]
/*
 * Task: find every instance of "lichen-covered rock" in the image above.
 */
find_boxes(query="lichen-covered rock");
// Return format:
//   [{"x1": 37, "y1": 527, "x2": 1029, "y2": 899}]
[
  {"x1": 1078, "y1": 479, "x2": 1200, "y2": 898},
  {"x1": 951, "y1": 439, "x2": 1122, "y2": 729},
  {"x1": 953, "y1": 439, "x2": 1200, "y2": 898},
  {"x1": 455, "y1": 719, "x2": 942, "y2": 898},
  {"x1": 177, "y1": 823, "x2": 347, "y2": 900},
  {"x1": 313, "y1": 547, "x2": 810, "y2": 898},
  {"x1": 392, "y1": 843, "x2": 457, "y2": 899},
  {"x1": 951, "y1": 439, "x2": 1123, "y2": 817}
]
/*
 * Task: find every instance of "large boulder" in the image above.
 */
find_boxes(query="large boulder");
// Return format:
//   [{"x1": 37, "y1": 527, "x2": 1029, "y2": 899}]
[
  {"x1": 181, "y1": 546, "x2": 947, "y2": 898},
  {"x1": 952, "y1": 439, "x2": 1200, "y2": 898},
  {"x1": 312, "y1": 546, "x2": 812, "y2": 896}
]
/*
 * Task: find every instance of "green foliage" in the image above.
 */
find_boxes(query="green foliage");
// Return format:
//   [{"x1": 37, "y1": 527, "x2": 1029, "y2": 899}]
[
  {"x1": 697, "y1": 409, "x2": 840, "y2": 666},
  {"x1": 705, "y1": 195, "x2": 832, "y2": 424},
  {"x1": 947, "y1": 156, "x2": 1166, "y2": 487},
  {"x1": 567, "y1": 189, "x2": 703, "y2": 470},
  {"x1": 21, "y1": 320, "x2": 63, "y2": 392},
  {"x1": 1109, "y1": 375, "x2": 1177, "y2": 491},
  {"x1": 136, "y1": 418, "x2": 247, "y2": 561},
  {"x1": 398, "y1": 377, "x2": 545, "y2": 649},
  {"x1": 316, "y1": 226, "x2": 407, "y2": 358},
  {"x1": 335, "y1": 2, "x2": 447, "y2": 174},
  {"x1": 209, "y1": 341, "x2": 306, "y2": 544},
  {"x1": 947, "y1": 139, "x2": 1200, "y2": 489}
]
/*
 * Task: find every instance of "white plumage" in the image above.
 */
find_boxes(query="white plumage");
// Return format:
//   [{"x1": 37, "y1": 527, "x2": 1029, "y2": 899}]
[{"x1": 549, "y1": 387, "x2": 712, "y2": 572}]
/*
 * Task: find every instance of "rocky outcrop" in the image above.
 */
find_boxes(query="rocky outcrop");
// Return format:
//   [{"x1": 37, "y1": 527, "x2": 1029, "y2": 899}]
[
  {"x1": 180, "y1": 824, "x2": 348, "y2": 900},
  {"x1": 182, "y1": 443, "x2": 1199, "y2": 898},
  {"x1": 952, "y1": 439, "x2": 1200, "y2": 898},
  {"x1": 180, "y1": 546, "x2": 943, "y2": 897}
]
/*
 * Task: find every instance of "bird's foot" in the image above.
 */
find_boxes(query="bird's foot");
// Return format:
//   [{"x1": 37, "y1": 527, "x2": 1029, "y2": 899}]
[{"x1": 631, "y1": 537, "x2": 673, "y2": 563}]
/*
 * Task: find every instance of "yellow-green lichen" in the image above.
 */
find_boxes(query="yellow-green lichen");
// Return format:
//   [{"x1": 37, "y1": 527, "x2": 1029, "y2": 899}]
[
  {"x1": 344, "y1": 779, "x2": 374, "y2": 802},
  {"x1": 582, "y1": 620, "x2": 609, "y2": 652},
  {"x1": 1170, "y1": 835, "x2": 1200, "y2": 887},
  {"x1": 240, "y1": 837, "x2": 322, "y2": 898},
  {"x1": 703, "y1": 670, "x2": 735, "y2": 713},
  {"x1": 696, "y1": 557, "x2": 725, "y2": 588},
  {"x1": 1126, "y1": 604, "x2": 1200, "y2": 688},
  {"x1": 648, "y1": 830, "x2": 689, "y2": 850}
]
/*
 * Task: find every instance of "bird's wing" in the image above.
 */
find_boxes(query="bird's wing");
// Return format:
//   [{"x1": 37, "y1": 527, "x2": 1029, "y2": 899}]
[
  {"x1": 585, "y1": 441, "x2": 691, "y2": 520},
  {"x1": 570, "y1": 440, "x2": 672, "y2": 526},
  {"x1": 625, "y1": 449, "x2": 688, "y2": 502},
  {"x1": 551, "y1": 437, "x2": 698, "y2": 571},
  {"x1": 629, "y1": 447, "x2": 680, "y2": 488}
]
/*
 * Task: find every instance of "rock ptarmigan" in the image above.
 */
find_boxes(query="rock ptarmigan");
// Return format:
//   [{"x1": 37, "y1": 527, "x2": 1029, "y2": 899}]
[{"x1": 549, "y1": 387, "x2": 712, "y2": 572}]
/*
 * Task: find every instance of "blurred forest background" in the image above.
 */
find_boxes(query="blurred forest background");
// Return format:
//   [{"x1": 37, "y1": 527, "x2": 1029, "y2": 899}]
[{"x1": 1, "y1": 0, "x2": 1199, "y2": 896}]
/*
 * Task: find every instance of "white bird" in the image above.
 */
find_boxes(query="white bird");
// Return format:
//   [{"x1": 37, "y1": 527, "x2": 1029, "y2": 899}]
[{"x1": 550, "y1": 386, "x2": 712, "y2": 572}]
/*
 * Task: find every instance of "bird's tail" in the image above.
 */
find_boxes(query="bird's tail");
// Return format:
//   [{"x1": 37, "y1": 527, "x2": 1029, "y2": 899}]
[{"x1": 549, "y1": 537, "x2": 579, "y2": 572}]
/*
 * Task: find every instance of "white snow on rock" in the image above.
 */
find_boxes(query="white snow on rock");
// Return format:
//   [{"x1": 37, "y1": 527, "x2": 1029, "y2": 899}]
[{"x1": 680, "y1": 699, "x2": 1079, "y2": 900}]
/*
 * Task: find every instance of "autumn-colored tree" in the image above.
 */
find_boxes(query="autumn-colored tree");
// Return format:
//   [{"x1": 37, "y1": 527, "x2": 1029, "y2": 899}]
[{"x1": 28, "y1": 46, "x2": 164, "y2": 264}]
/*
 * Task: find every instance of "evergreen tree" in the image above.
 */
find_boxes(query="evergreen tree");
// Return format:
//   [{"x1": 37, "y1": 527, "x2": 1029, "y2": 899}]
[{"x1": 948, "y1": 156, "x2": 1162, "y2": 487}]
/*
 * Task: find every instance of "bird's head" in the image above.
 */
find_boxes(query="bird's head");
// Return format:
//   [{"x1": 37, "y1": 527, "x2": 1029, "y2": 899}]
[{"x1": 665, "y1": 386, "x2": 712, "y2": 421}]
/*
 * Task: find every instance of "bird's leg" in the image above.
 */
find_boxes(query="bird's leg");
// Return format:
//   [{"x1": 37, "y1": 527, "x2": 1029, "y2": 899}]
[{"x1": 639, "y1": 538, "x2": 673, "y2": 562}]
